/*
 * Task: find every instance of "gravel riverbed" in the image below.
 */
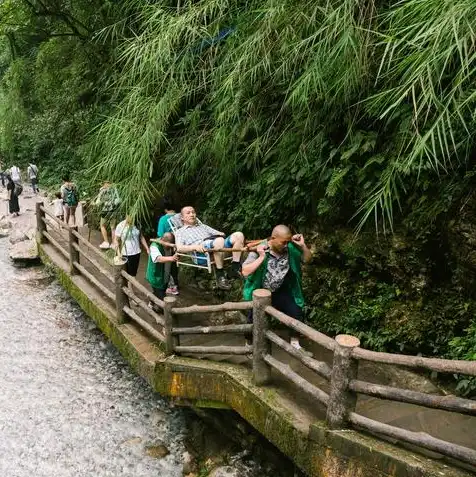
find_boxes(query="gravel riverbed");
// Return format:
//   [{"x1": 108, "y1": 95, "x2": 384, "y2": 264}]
[{"x1": 0, "y1": 237, "x2": 187, "y2": 477}]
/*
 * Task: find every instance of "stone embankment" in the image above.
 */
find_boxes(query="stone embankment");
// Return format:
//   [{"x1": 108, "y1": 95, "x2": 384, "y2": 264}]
[{"x1": 0, "y1": 188, "x2": 42, "y2": 264}]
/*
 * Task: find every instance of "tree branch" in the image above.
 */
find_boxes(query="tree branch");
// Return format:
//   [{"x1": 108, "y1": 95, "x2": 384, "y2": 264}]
[{"x1": 19, "y1": 0, "x2": 90, "y2": 37}]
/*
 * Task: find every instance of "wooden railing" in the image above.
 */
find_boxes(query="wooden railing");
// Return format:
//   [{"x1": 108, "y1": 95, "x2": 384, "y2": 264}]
[{"x1": 35, "y1": 203, "x2": 476, "y2": 469}]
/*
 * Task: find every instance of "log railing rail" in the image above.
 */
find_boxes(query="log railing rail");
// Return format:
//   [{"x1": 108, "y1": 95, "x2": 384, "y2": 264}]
[
  {"x1": 35, "y1": 203, "x2": 476, "y2": 469},
  {"x1": 39, "y1": 204, "x2": 70, "y2": 230}
]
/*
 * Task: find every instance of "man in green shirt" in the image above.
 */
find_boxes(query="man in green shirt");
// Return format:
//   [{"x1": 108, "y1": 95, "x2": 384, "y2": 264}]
[
  {"x1": 242, "y1": 224, "x2": 312, "y2": 349},
  {"x1": 155, "y1": 197, "x2": 179, "y2": 295}
]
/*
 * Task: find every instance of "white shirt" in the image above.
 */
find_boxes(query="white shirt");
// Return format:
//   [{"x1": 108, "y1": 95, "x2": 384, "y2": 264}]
[
  {"x1": 10, "y1": 166, "x2": 21, "y2": 182},
  {"x1": 52, "y1": 198, "x2": 64, "y2": 217},
  {"x1": 150, "y1": 243, "x2": 163, "y2": 262},
  {"x1": 115, "y1": 220, "x2": 141, "y2": 256},
  {"x1": 27, "y1": 164, "x2": 38, "y2": 179}
]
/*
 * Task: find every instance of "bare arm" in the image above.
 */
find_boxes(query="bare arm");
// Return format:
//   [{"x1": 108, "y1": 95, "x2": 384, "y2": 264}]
[
  {"x1": 140, "y1": 234, "x2": 150, "y2": 255},
  {"x1": 174, "y1": 232, "x2": 205, "y2": 253},
  {"x1": 292, "y1": 234, "x2": 312, "y2": 263},
  {"x1": 241, "y1": 246, "x2": 267, "y2": 278},
  {"x1": 176, "y1": 243, "x2": 205, "y2": 253},
  {"x1": 302, "y1": 244, "x2": 312, "y2": 263},
  {"x1": 154, "y1": 254, "x2": 179, "y2": 263}
]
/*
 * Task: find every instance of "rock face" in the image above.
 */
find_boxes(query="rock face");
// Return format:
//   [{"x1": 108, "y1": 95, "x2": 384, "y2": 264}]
[
  {"x1": 9, "y1": 239, "x2": 39, "y2": 263},
  {"x1": 9, "y1": 230, "x2": 29, "y2": 244},
  {"x1": 0, "y1": 195, "x2": 41, "y2": 264},
  {"x1": 0, "y1": 217, "x2": 13, "y2": 229},
  {"x1": 182, "y1": 451, "x2": 197, "y2": 475},
  {"x1": 0, "y1": 217, "x2": 12, "y2": 238},
  {"x1": 209, "y1": 466, "x2": 241, "y2": 477},
  {"x1": 144, "y1": 442, "x2": 170, "y2": 458}
]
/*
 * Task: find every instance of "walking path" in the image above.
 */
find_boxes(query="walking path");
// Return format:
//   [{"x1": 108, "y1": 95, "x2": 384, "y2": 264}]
[{"x1": 4, "y1": 189, "x2": 476, "y2": 474}]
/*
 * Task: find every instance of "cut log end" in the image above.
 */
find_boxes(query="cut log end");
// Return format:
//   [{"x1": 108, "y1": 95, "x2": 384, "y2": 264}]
[
  {"x1": 335, "y1": 334, "x2": 360, "y2": 348},
  {"x1": 253, "y1": 288, "x2": 272, "y2": 299}
]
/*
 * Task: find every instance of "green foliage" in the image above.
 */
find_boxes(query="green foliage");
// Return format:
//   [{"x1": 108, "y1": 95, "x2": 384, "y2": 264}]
[
  {"x1": 304, "y1": 229, "x2": 476, "y2": 364},
  {"x1": 448, "y1": 322, "x2": 476, "y2": 396},
  {"x1": 0, "y1": 0, "x2": 120, "y2": 197},
  {"x1": 90, "y1": 0, "x2": 476, "y2": 236}
]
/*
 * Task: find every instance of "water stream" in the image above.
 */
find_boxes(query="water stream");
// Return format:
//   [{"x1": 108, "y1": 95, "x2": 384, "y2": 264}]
[
  {"x1": 0, "y1": 238, "x2": 188, "y2": 476},
  {"x1": 0, "y1": 237, "x2": 292, "y2": 477}
]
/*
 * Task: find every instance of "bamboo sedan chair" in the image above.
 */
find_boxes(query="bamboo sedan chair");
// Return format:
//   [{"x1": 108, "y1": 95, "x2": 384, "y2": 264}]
[{"x1": 168, "y1": 213, "x2": 234, "y2": 273}]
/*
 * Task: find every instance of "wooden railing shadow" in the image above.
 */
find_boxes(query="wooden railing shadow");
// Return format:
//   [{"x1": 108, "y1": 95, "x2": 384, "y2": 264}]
[{"x1": 36, "y1": 202, "x2": 476, "y2": 469}]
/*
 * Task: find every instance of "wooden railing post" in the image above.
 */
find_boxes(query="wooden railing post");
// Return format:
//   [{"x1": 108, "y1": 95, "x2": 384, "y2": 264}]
[
  {"x1": 114, "y1": 263, "x2": 129, "y2": 324},
  {"x1": 36, "y1": 202, "x2": 46, "y2": 244},
  {"x1": 252, "y1": 288, "x2": 272, "y2": 385},
  {"x1": 68, "y1": 226, "x2": 79, "y2": 275},
  {"x1": 326, "y1": 334, "x2": 360, "y2": 429},
  {"x1": 164, "y1": 296, "x2": 177, "y2": 355}
]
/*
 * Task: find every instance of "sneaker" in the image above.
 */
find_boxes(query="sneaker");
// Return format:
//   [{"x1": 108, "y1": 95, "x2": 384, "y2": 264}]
[
  {"x1": 148, "y1": 301, "x2": 160, "y2": 313},
  {"x1": 290, "y1": 338, "x2": 302, "y2": 350},
  {"x1": 290, "y1": 338, "x2": 313, "y2": 357},
  {"x1": 166, "y1": 286, "x2": 179, "y2": 296},
  {"x1": 99, "y1": 241, "x2": 110, "y2": 249},
  {"x1": 216, "y1": 276, "x2": 231, "y2": 290}
]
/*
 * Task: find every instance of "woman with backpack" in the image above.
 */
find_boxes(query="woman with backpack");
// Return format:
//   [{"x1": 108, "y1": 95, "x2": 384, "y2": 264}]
[
  {"x1": 61, "y1": 176, "x2": 79, "y2": 226},
  {"x1": 6, "y1": 174, "x2": 20, "y2": 217}
]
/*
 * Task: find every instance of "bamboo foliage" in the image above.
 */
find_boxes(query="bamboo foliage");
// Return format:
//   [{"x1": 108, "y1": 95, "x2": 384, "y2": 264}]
[{"x1": 90, "y1": 0, "x2": 476, "y2": 233}]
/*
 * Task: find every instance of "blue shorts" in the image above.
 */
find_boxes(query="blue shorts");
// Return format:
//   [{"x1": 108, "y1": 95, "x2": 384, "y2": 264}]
[{"x1": 194, "y1": 236, "x2": 233, "y2": 266}]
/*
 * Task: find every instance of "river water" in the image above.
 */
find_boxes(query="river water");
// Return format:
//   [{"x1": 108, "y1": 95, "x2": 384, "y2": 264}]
[
  {"x1": 0, "y1": 237, "x2": 290, "y2": 477},
  {"x1": 0, "y1": 239, "x2": 188, "y2": 476}
]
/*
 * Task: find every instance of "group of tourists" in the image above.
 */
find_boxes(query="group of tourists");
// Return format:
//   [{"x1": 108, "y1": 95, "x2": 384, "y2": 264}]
[
  {"x1": 0, "y1": 162, "x2": 39, "y2": 217},
  {"x1": 92, "y1": 185, "x2": 312, "y2": 350},
  {"x1": 0, "y1": 161, "x2": 80, "y2": 227}
]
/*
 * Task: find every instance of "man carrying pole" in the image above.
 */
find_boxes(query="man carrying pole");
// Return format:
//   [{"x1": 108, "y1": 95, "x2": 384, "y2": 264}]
[{"x1": 242, "y1": 225, "x2": 312, "y2": 349}]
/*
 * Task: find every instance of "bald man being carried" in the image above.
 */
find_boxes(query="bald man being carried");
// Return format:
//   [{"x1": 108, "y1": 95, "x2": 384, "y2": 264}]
[
  {"x1": 175, "y1": 206, "x2": 245, "y2": 290},
  {"x1": 242, "y1": 225, "x2": 312, "y2": 350}
]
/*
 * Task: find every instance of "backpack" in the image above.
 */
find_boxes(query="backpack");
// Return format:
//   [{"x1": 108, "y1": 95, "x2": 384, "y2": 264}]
[
  {"x1": 98, "y1": 186, "x2": 120, "y2": 214},
  {"x1": 14, "y1": 182, "x2": 23, "y2": 197},
  {"x1": 64, "y1": 186, "x2": 78, "y2": 207}
]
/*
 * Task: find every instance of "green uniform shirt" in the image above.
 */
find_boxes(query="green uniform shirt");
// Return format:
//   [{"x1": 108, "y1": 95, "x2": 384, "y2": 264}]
[{"x1": 243, "y1": 242, "x2": 305, "y2": 308}]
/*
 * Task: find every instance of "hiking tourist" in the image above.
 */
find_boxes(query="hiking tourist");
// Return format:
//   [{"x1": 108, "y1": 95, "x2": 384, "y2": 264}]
[
  {"x1": 115, "y1": 215, "x2": 149, "y2": 278},
  {"x1": 146, "y1": 241, "x2": 179, "y2": 309},
  {"x1": 61, "y1": 176, "x2": 79, "y2": 226},
  {"x1": 6, "y1": 174, "x2": 20, "y2": 217},
  {"x1": 0, "y1": 160, "x2": 5, "y2": 188},
  {"x1": 242, "y1": 224, "x2": 312, "y2": 349},
  {"x1": 10, "y1": 165, "x2": 21, "y2": 184},
  {"x1": 155, "y1": 196, "x2": 179, "y2": 295},
  {"x1": 52, "y1": 192, "x2": 64, "y2": 222},
  {"x1": 175, "y1": 206, "x2": 245, "y2": 290},
  {"x1": 95, "y1": 181, "x2": 121, "y2": 249},
  {"x1": 27, "y1": 163, "x2": 39, "y2": 193}
]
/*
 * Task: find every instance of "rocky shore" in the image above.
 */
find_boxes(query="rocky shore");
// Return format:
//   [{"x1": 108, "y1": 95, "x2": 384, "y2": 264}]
[{"x1": 0, "y1": 188, "x2": 43, "y2": 265}]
